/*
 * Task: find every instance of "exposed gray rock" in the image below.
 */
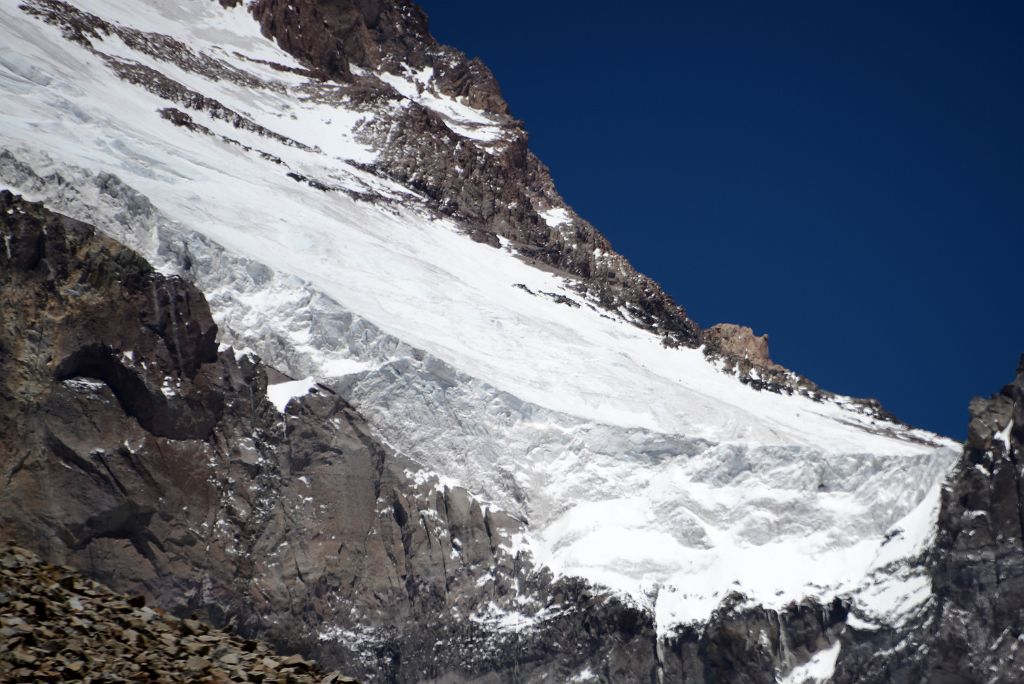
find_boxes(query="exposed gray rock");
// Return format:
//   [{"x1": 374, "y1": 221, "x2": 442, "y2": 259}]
[
  {"x1": 834, "y1": 355, "x2": 1024, "y2": 683},
  {"x1": 664, "y1": 595, "x2": 848, "y2": 684}
]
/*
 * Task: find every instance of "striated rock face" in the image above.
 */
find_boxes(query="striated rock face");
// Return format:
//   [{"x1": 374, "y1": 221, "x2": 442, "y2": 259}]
[
  {"x1": 921, "y1": 356, "x2": 1024, "y2": 681},
  {"x1": 0, "y1": 188, "x2": 221, "y2": 439},
  {"x1": 663, "y1": 595, "x2": 848, "y2": 684}
]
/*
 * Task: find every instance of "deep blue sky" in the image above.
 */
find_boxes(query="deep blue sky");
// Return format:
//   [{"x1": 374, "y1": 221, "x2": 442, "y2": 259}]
[{"x1": 419, "y1": 1, "x2": 1024, "y2": 440}]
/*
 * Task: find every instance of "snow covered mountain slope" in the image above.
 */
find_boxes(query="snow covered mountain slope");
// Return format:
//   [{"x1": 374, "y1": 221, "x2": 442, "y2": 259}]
[{"x1": 0, "y1": 0, "x2": 958, "y2": 644}]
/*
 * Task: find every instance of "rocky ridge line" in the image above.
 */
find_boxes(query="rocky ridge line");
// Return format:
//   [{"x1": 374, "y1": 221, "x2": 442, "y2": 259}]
[
  {"x1": 237, "y1": 0, "x2": 905, "y2": 419},
  {"x1": 15, "y1": 0, "x2": 904, "y2": 420},
  {"x1": 253, "y1": 0, "x2": 704, "y2": 344}
]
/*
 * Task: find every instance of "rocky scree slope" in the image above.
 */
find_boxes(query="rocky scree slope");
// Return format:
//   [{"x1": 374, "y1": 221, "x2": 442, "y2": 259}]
[{"x1": 0, "y1": 542, "x2": 356, "y2": 682}]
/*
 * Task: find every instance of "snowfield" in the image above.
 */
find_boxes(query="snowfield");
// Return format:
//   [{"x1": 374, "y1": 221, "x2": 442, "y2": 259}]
[{"x1": 0, "y1": 0, "x2": 958, "y2": 636}]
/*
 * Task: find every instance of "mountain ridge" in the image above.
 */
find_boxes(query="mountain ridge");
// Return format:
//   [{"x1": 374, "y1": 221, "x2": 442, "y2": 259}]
[{"x1": 1, "y1": 1, "x2": 1011, "y2": 681}]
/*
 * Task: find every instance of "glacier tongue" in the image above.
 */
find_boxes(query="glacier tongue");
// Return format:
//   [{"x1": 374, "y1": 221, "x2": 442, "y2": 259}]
[{"x1": 0, "y1": 0, "x2": 959, "y2": 632}]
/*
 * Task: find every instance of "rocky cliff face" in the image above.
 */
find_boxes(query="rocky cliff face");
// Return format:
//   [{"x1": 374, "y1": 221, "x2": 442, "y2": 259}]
[
  {"x1": 921, "y1": 361, "x2": 1024, "y2": 681},
  {"x1": 830, "y1": 357, "x2": 1024, "y2": 683}
]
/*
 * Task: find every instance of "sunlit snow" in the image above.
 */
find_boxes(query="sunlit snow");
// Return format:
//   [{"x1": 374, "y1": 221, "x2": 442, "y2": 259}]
[
  {"x1": 779, "y1": 641, "x2": 841, "y2": 684},
  {"x1": 266, "y1": 376, "x2": 317, "y2": 413}
]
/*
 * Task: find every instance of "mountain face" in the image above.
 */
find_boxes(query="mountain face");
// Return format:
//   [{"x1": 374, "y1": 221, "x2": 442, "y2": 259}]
[
  {"x1": 0, "y1": 1, "x2": 1015, "y2": 682},
  {"x1": 0, "y1": 189, "x2": 661, "y2": 681}
]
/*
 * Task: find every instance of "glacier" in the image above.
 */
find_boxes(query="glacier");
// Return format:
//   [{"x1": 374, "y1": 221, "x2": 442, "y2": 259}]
[{"x1": 0, "y1": 0, "x2": 958, "y2": 638}]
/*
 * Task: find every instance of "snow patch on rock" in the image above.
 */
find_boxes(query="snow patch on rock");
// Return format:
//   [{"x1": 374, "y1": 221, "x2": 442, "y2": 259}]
[
  {"x1": 778, "y1": 640, "x2": 841, "y2": 684},
  {"x1": 266, "y1": 376, "x2": 317, "y2": 413}
]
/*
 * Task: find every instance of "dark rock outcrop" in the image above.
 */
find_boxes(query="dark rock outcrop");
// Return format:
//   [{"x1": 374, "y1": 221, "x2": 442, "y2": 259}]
[
  {"x1": 917, "y1": 355, "x2": 1024, "y2": 681},
  {"x1": 834, "y1": 355, "x2": 1024, "y2": 683},
  {"x1": 249, "y1": 0, "x2": 506, "y2": 114},
  {"x1": 663, "y1": 595, "x2": 848, "y2": 684},
  {"x1": 701, "y1": 323, "x2": 809, "y2": 395},
  {"x1": 704, "y1": 324, "x2": 775, "y2": 368}
]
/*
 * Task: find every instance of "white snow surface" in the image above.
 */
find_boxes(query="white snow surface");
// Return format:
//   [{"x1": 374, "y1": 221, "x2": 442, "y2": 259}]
[
  {"x1": 376, "y1": 65, "x2": 507, "y2": 143},
  {"x1": 266, "y1": 377, "x2": 317, "y2": 413},
  {"x1": 540, "y1": 207, "x2": 571, "y2": 228},
  {"x1": 0, "y1": 0, "x2": 960, "y2": 632},
  {"x1": 778, "y1": 641, "x2": 841, "y2": 684}
]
